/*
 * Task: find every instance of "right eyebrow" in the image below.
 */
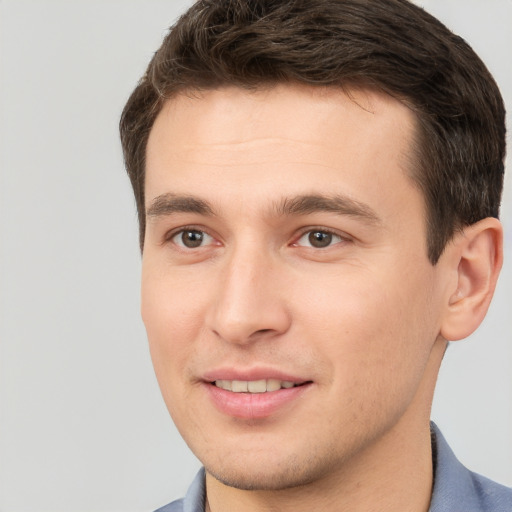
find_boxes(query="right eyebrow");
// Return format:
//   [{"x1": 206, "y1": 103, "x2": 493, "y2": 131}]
[{"x1": 146, "y1": 193, "x2": 214, "y2": 218}]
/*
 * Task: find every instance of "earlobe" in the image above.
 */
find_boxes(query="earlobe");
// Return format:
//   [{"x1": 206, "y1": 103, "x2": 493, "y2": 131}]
[{"x1": 440, "y1": 218, "x2": 503, "y2": 341}]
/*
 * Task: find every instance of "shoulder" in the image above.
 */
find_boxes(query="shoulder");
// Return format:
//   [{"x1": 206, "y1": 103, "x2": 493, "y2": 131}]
[
  {"x1": 466, "y1": 471, "x2": 512, "y2": 512},
  {"x1": 430, "y1": 423, "x2": 512, "y2": 512},
  {"x1": 154, "y1": 498, "x2": 184, "y2": 512}
]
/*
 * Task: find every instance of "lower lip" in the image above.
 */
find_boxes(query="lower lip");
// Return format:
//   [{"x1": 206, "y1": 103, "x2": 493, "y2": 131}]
[{"x1": 205, "y1": 383, "x2": 311, "y2": 419}]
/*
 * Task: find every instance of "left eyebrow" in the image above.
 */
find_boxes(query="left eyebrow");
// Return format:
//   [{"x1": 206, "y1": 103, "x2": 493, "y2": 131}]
[{"x1": 274, "y1": 194, "x2": 381, "y2": 225}]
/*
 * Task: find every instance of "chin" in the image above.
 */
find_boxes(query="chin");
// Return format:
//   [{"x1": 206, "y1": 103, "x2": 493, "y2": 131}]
[
  {"x1": 203, "y1": 450, "x2": 338, "y2": 491},
  {"x1": 206, "y1": 466, "x2": 314, "y2": 492}
]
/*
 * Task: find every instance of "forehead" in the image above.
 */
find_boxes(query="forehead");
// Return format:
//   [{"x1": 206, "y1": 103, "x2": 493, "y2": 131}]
[
  {"x1": 145, "y1": 84, "x2": 419, "y2": 220},
  {"x1": 148, "y1": 84, "x2": 415, "y2": 153}
]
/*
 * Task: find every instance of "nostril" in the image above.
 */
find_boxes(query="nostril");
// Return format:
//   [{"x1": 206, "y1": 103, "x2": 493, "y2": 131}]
[{"x1": 255, "y1": 329, "x2": 273, "y2": 335}]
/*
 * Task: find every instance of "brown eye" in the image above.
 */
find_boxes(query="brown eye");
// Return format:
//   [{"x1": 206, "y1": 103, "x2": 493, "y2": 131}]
[
  {"x1": 308, "y1": 231, "x2": 333, "y2": 248},
  {"x1": 295, "y1": 230, "x2": 343, "y2": 248},
  {"x1": 173, "y1": 229, "x2": 211, "y2": 248}
]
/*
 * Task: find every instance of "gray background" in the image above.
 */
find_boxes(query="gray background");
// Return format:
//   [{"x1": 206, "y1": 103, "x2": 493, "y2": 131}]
[{"x1": 0, "y1": 1, "x2": 510, "y2": 511}]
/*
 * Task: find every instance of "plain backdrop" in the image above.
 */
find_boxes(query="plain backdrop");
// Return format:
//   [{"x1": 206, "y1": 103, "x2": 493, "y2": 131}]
[{"x1": 0, "y1": 1, "x2": 510, "y2": 511}]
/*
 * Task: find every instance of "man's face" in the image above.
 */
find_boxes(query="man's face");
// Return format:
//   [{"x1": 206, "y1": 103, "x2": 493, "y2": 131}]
[{"x1": 142, "y1": 85, "x2": 448, "y2": 490}]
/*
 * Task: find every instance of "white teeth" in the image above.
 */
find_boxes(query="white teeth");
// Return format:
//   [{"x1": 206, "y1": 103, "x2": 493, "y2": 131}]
[
  {"x1": 247, "y1": 379, "x2": 267, "y2": 393},
  {"x1": 214, "y1": 379, "x2": 299, "y2": 393},
  {"x1": 215, "y1": 379, "x2": 232, "y2": 391},
  {"x1": 232, "y1": 380, "x2": 248, "y2": 392},
  {"x1": 266, "y1": 379, "x2": 281, "y2": 392}
]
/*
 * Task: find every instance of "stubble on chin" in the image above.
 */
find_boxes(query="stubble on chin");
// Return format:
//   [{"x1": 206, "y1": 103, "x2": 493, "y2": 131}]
[{"x1": 204, "y1": 447, "x2": 346, "y2": 492}]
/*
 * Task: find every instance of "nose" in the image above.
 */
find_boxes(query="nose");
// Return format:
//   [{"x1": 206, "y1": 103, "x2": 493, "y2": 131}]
[{"x1": 205, "y1": 245, "x2": 291, "y2": 345}]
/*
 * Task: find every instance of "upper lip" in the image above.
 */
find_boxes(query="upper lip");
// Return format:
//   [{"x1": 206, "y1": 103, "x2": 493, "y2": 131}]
[{"x1": 202, "y1": 367, "x2": 309, "y2": 384}]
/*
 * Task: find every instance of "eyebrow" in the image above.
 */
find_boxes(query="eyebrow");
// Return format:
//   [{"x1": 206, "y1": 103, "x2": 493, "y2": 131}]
[
  {"x1": 146, "y1": 192, "x2": 381, "y2": 225},
  {"x1": 146, "y1": 193, "x2": 214, "y2": 217},
  {"x1": 275, "y1": 194, "x2": 381, "y2": 225}
]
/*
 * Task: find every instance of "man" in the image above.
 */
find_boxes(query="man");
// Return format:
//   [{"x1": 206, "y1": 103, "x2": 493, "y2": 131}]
[{"x1": 119, "y1": 1, "x2": 511, "y2": 511}]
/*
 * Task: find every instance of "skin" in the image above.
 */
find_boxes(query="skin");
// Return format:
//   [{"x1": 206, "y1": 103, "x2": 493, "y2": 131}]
[{"x1": 142, "y1": 84, "x2": 502, "y2": 512}]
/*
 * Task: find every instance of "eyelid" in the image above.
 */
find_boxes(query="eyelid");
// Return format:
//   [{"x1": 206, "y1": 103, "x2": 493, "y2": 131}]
[
  {"x1": 161, "y1": 224, "x2": 351, "y2": 249},
  {"x1": 163, "y1": 225, "x2": 219, "y2": 247},
  {"x1": 292, "y1": 227, "x2": 351, "y2": 247}
]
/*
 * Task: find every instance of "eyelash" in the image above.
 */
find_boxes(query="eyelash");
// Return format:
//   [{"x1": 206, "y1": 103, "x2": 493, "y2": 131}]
[
  {"x1": 165, "y1": 226, "x2": 349, "y2": 250},
  {"x1": 293, "y1": 227, "x2": 349, "y2": 249},
  {"x1": 165, "y1": 225, "x2": 217, "y2": 249}
]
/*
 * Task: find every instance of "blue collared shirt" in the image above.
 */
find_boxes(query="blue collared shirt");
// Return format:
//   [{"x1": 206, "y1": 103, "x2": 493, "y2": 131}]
[{"x1": 155, "y1": 423, "x2": 512, "y2": 512}]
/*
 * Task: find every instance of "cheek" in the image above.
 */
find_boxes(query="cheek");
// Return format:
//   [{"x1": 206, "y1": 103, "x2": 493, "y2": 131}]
[
  {"x1": 297, "y1": 264, "x2": 437, "y2": 391},
  {"x1": 141, "y1": 266, "x2": 207, "y2": 389}
]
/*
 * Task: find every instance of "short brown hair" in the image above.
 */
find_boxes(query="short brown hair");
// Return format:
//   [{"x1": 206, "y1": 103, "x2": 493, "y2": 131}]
[{"x1": 120, "y1": 0, "x2": 506, "y2": 263}]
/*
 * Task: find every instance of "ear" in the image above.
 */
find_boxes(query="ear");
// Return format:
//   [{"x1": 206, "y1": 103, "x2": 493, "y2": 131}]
[{"x1": 440, "y1": 217, "x2": 503, "y2": 341}]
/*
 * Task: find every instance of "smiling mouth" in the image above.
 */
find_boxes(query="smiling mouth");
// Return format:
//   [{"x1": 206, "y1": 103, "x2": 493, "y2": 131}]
[{"x1": 213, "y1": 379, "x2": 308, "y2": 393}]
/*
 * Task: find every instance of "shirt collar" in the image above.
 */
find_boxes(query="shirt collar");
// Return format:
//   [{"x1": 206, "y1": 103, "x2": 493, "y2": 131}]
[{"x1": 429, "y1": 421, "x2": 480, "y2": 511}]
